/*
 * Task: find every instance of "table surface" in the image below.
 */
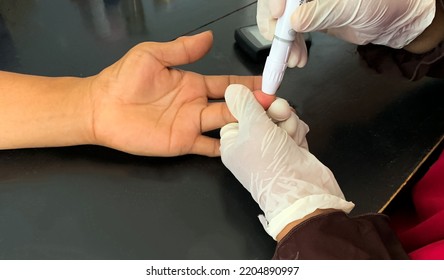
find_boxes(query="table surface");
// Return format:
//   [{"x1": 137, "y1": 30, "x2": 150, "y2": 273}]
[{"x1": 0, "y1": 0, "x2": 443, "y2": 259}]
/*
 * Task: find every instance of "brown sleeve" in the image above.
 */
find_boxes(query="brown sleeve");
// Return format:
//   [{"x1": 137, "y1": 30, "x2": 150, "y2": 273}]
[
  {"x1": 357, "y1": 42, "x2": 444, "y2": 81},
  {"x1": 272, "y1": 211, "x2": 409, "y2": 260}
]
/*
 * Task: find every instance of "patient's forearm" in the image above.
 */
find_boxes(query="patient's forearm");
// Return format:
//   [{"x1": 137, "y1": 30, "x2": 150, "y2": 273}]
[{"x1": 0, "y1": 71, "x2": 94, "y2": 149}]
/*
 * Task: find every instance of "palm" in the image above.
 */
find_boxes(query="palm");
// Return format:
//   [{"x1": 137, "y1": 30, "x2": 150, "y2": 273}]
[{"x1": 88, "y1": 32, "x2": 260, "y2": 157}]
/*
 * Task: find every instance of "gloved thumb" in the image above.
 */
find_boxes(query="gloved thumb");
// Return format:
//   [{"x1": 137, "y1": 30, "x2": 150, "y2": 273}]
[
  {"x1": 221, "y1": 84, "x2": 275, "y2": 180},
  {"x1": 224, "y1": 84, "x2": 271, "y2": 126}
]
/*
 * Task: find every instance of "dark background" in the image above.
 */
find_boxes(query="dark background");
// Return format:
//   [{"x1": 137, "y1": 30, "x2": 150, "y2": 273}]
[{"x1": 0, "y1": 0, "x2": 443, "y2": 259}]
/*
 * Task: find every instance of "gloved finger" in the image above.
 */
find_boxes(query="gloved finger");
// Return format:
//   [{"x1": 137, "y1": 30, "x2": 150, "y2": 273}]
[
  {"x1": 220, "y1": 122, "x2": 239, "y2": 140},
  {"x1": 266, "y1": 97, "x2": 292, "y2": 122},
  {"x1": 224, "y1": 84, "x2": 270, "y2": 126},
  {"x1": 219, "y1": 123, "x2": 239, "y2": 161},
  {"x1": 257, "y1": 0, "x2": 276, "y2": 41},
  {"x1": 269, "y1": 0, "x2": 286, "y2": 18},
  {"x1": 291, "y1": 0, "x2": 358, "y2": 33},
  {"x1": 287, "y1": 33, "x2": 308, "y2": 68},
  {"x1": 290, "y1": 0, "x2": 370, "y2": 45},
  {"x1": 278, "y1": 112, "x2": 310, "y2": 149}
]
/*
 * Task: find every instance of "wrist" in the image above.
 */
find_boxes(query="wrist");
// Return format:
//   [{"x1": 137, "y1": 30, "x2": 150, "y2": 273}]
[
  {"x1": 404, "y1": 0, "x2": 444, "y2": 54},
  {"x1": 71, "y1": 76, "x2": 97, "y2": 146},
  {"x1": 35, "y1": 75, "x2": 96, "y2": 147},
  {"x1": 276, "y1": 208, "x2": 340, "y2": 242}
]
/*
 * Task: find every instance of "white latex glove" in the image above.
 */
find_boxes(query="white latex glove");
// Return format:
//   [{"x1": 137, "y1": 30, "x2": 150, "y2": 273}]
[
  {"x1": 266, "y1": 97, "x2": 309, "y2": 149},
  {"x1": 257, "y1": 0, "x2": 308, "y2": 68},
  {"x1": 220, "y1": 84, "x2": 354, "y2": 240},
  {"x1": 257, "y1": 0, "x2": 436, "y2": 59},
  {"x1": 294, "y1": 0, "x2": 435, "y2": 48}
]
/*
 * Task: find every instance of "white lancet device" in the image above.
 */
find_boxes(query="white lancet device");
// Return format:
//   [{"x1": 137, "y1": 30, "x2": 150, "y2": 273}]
[{"x1": 262, "y1": 0, "x2": 304, "y2": 95}]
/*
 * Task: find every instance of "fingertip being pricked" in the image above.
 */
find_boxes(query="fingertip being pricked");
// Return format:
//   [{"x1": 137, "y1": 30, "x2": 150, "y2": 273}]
[{"x1": 253, "y1": 89, "x2": 276, "y2": 110}]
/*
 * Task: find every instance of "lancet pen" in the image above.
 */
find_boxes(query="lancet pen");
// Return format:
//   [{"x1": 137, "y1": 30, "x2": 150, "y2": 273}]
[{"x1": 262, "y1": 0, "x2": 305, "y2": 95}]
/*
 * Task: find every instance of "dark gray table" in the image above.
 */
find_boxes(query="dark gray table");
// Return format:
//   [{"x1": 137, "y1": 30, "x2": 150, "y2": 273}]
[{"x1": 0, "y1": 0, "x2": 443, "y2": 259}]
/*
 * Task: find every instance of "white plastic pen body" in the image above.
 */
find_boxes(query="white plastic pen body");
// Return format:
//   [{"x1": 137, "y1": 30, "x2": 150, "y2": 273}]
[{"x1": 262, "y1": 0, "x2": 304, "y2": 95}]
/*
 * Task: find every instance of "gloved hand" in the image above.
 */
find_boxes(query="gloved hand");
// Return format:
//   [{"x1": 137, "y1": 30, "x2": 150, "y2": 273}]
[
  {"x1": 265, "y1": 97, "x2": 309, "y2": 149},
  {"x1": 257, "y1": 0, "x2": 309, "y2": 68},
  {"x1": 220, "y1": 84, "x2": 354, "y2": 240},
  {"x1": 257, "y1": 0, "x2": 436, "y2": 64}
]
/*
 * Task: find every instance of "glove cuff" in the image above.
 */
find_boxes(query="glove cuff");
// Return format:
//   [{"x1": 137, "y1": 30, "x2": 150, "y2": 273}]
[{"x1": 260, "y1": 194, "x2": 355, "y2": 240}]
